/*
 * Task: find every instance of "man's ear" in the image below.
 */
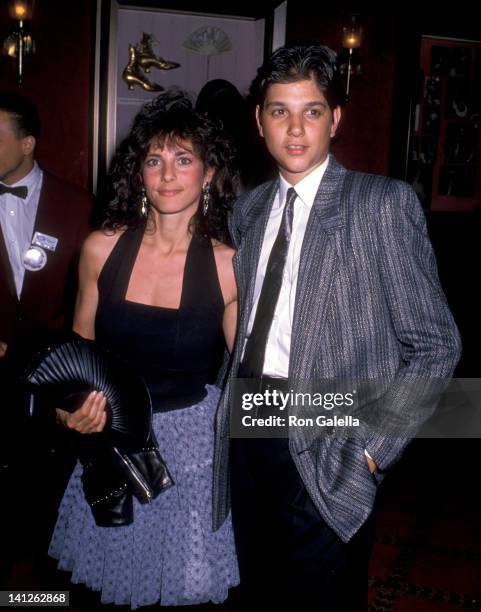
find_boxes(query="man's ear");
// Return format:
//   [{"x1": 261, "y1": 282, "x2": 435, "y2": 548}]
[
  {"x1": 22, "y1": 135, "x2": 36, "y2": 156},
  {"x1": 255, "y1": 105, "x2": 264, "y2": 138},
  {"x1": 330, "y1": 106, "x2": 342, "y2": 138}
]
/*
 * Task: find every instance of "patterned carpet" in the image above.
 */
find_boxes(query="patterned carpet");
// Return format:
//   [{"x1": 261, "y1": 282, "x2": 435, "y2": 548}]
[{"x1": 368, "y1": 440, "x2": 481, "y2": 611}]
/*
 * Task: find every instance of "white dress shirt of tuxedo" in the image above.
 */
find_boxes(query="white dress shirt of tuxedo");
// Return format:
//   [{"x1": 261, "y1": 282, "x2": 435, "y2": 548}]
[
  {"x1": 0, "y1": 161, "x2": 43, "y2": 298},
  {"x1": 245, "y1": 156, "x2": 329, "y2": 378}
]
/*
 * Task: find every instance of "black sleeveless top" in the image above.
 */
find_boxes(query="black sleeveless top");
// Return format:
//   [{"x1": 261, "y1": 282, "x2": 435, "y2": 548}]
[{"x1": 95, "y1": 225, "x2": 225, "y2": 411}]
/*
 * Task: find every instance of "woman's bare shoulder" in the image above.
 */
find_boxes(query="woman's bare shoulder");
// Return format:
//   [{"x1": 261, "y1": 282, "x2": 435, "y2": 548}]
[
  {"x1": 83, "y1": 228, "x2": 126, "y2": 254},
  {"x1": 81, "y1": 228, "x2": 127, "y2": 273}
]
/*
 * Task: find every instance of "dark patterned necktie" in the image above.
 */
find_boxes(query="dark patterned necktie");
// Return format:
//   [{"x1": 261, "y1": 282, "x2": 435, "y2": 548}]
[
  {"x1": 0, "y1": 184, "x2": 28, "y2": 198},
  {"x1": 242, "y1": 187, "x2": 297, "y2": 378}
]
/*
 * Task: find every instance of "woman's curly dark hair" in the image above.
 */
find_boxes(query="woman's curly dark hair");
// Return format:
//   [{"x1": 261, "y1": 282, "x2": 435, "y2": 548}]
[{"x1": 101, "y1": 89, "x2": 239, "y2": 245}]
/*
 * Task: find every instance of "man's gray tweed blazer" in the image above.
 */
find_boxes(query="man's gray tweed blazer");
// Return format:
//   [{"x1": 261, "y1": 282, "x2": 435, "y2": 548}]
[{"x1": 213, "y1": 156, "x2": 461, "y2": 542}]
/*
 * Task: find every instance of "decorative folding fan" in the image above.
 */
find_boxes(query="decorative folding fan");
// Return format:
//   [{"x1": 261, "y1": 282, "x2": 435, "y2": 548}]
[
  {"x1": 183, "y1": 26, "x2": 232, "y2": 82},
  {"x1": 183, "y1": 26, "x2": 232, "y2": 55},
  {"x1": 22, "y1": 334, "x2": 152, "y2": 448}
]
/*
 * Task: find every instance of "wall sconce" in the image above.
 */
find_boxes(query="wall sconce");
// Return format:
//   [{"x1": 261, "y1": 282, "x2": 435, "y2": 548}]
[
  {"x1": 338, "y1": 14, "x2": 362, "y2": 102},
  {"x1": 2, "y1": 0, "x2": 36, "y2": 84}
]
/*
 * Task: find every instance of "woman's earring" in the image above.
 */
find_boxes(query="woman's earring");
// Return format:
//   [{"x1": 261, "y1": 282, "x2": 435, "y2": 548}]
[
  {"x1": 202, "y1": 182, "x2": 211, "y2": 215},
  {"x1": 140, "y1": 188, "x2": 148, "y2": 217}
]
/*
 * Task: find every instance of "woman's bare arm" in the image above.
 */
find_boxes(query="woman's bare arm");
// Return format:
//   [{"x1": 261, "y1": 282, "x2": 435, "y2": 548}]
[
  {"x1": 58, "y1": 230, "x2": 121, "y2": 432},
  {"x1": 213, "y1": 243, "x2": 238, "y2": 353}
]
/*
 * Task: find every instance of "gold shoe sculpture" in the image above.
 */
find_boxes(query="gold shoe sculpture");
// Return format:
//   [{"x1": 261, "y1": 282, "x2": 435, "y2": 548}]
[
  {"x1": 136, "y1": 33, "x2": 180, "y2": 73},
  {"x1": 121, "y1": 33, "x2": 180, "y2": 92},
  {"x1": 122, "y1": 44, "x2": 164, "y2": 92}
]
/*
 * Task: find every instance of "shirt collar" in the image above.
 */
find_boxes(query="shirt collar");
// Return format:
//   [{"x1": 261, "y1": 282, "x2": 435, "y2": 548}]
[
  {"x1": 276, "y1": 155, "x2": 330, "y2": 209},
  {"x1": 0, "y1": 161, "x2": 42, "y2": 195}
]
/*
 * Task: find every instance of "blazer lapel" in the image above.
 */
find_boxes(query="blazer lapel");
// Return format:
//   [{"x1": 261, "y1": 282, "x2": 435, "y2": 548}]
[
  {"x1": 289, "y1": 157, "x2": 348, "y2": 380},
  {"x1": 233, "y1": 180, "x2": 278, "y2": 347},
  {"x1": 218, "y1": 181, "x2": 279, "y2": 438},
  {"x1": 0, "y1": 227, "x2": 17, "y2": 300}
]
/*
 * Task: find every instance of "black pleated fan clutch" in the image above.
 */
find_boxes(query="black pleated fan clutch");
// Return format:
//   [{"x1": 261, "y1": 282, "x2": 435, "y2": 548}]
[{"x1": 22, "y1": 334, "x2": 152, "y2": 449}]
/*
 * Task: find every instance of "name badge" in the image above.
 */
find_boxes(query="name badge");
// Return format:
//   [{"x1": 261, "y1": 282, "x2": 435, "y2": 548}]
[
  {"x1": 32, "y1": 231, "x2": 58, "y2": 252},
  {"x1": 22, "y1": 246, "x2": 47, "y2": 271}
]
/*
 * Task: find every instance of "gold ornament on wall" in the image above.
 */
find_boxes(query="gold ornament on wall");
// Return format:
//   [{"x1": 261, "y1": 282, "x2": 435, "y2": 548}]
[
  {"x1": 2, "y1": 0, "x2": 36, "y2": 84},
  {"x1": 122, "y1": 33, "x2": 180, "y2": 92}
]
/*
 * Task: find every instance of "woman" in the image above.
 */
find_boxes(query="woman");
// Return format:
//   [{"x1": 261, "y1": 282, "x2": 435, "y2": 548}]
[{"x1": 49, "y1": 91, "x2": 239, "y2": 608}]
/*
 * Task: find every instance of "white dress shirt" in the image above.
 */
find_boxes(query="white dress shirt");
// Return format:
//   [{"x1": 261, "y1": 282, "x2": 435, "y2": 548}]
[
  {"x1": 0, "y1": 162, "x2": 43, "y2": 298},
  {"x1": 245, "y1": 157, "x2": 329, "y2": 377}
]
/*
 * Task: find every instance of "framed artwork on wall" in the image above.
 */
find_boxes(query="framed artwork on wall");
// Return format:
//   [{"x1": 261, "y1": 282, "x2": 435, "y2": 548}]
[
  {"x1": 406, "y1": 35, "x2": 481, "y2": 211},
  {"x1": 91, "y1": 0, "x2": 287, "y2": 194}
]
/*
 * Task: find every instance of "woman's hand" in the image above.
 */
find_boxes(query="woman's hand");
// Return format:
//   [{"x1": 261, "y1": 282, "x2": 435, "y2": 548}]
[{"x1": 56, "y1": 390, "x2": 107, "y2": 434}]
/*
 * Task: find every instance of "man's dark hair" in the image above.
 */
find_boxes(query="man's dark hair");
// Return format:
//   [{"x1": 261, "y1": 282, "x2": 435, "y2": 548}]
[
  {"x1": 104, "y1": 88, "x2": 239, "y2": 244},
  {"x1": 249, "y1": 44, "x2": 345, "y2": 110},
  {"x1": 0, "y1": 91, "x2": 41, "y2": 141}
]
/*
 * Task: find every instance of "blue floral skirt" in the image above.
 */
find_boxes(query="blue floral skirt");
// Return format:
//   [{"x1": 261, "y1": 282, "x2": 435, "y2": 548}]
[{"x1": 49, "y1": 385, "x2": 239, "y2": 608}]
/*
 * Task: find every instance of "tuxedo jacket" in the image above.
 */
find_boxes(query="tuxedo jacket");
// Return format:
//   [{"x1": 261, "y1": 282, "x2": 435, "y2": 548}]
[
  {"x1": 212, "y1": 156, "x2": 461, "y2": 542},
  {"x1": 0, "y1": 170, "x2": 92, "y2": 348}
]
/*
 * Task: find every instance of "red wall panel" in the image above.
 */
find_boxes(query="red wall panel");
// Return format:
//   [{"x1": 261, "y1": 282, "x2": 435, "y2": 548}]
[
  {"x1": 0, "y1": 1, "x2": 95, "y2": 190},
  {"x1": 286, "y1": 11, "x2": 397, "y2": 177}
]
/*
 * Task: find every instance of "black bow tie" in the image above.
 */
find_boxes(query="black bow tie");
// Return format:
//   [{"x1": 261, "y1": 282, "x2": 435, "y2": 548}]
[{"x1": 0, "y1": 184, "x2": 28, "y2": 199}]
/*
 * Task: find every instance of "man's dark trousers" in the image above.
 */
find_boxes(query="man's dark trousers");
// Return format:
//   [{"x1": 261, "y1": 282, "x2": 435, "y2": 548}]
[{"x1": 229, "y1": 378, "x2": 376, "y2": 611}]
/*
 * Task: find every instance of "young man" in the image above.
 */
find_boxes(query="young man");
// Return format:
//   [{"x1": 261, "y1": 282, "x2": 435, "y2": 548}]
[{"x1": 212, "y1": 45, "x2": 461, "y2": 610}]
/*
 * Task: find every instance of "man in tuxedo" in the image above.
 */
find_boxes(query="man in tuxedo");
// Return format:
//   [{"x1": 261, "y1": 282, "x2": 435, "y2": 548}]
[
  {"x1": 0, "y1": 92, "x2": 92, "y2": 354},
  {"x1": 0, "y1": 91, "x2": 91, "y2": 577},
  {"x1": 212, "y1": 45, "x2": 461, "y2": 610}
]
